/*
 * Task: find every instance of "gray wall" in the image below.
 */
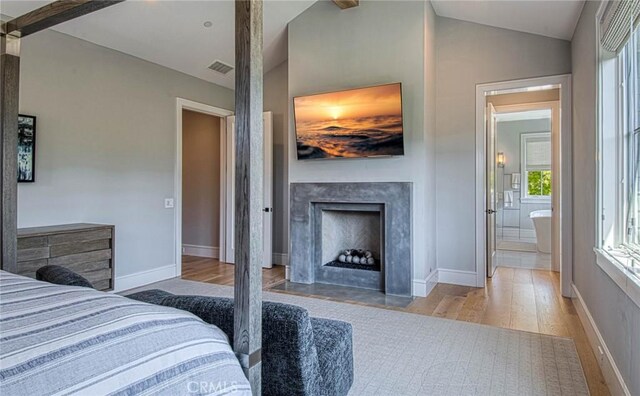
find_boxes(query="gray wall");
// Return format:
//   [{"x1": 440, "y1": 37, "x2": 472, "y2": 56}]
[
  {"x1": 264, "y1": 60, "x2": 289, "y2": 257},
  {"x1": 288, "y1": 1, "x2": 437, "y2": 285},
  {"x1": 182, "y1": 110, "x2": 221, "y2": 248},
  {"x1": 435, "y1": 17, "x2": 571, "y2": 273},
  {"x1": 16, "y1": 29, "x2": 234, "y2": 279},
  {"x1": 572, "y1": 3, "x2": 640, "y2": 394}
]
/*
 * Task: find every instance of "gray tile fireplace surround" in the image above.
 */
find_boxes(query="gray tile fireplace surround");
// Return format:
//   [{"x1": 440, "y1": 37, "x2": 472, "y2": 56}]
[{"x1": 290, "y1": 182, "x2": 412, "y2": 297}]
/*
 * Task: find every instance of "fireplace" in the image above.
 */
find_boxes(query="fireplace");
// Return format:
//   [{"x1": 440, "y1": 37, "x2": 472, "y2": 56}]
[
  {"x1": 315, "y1": 203, "x2": 384, "y2": 290},
  {"x1": 290, "y1": 182, "x2": 412, "y2": 296}
]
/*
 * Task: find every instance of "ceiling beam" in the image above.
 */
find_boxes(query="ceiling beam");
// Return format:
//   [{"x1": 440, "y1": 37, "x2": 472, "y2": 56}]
[
  {"x1": 234, "y1": 0, "x2": 263, "y2": 393},
  {"x1": 333, "y1": 0, "x2": 359, "y2": 10},
  {"x1": 1, "y1": 0, "x2": 124, "y2": 38}
]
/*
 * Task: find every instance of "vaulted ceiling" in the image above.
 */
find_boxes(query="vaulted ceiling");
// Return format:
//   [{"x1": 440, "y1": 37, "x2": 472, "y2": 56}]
[
  {"x1": 431, "y1": 0, "x2": 585, "y2": 41},
  {"x1": 2, "y1": 1, "x2": 585, "y2": 90},
  {"x1": 1, "y1": 0, "x2": 316, "y2": 89}
]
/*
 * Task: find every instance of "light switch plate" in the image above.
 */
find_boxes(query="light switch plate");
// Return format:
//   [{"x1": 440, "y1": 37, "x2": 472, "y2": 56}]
[{"x1": 164, "y1": 198, "x2": 174, "y2": 209}]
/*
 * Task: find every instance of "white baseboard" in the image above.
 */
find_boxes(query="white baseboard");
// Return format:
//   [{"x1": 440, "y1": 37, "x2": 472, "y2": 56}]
[
  {"x1": 437, "y1": 268, "x2": 478, "y2": 287},
  {"x1": 572, "y1": 284, "x2": 629, "y2": 396},
  {"x1": 182, "y1": 244, "x2": 219, "y2": 259},
  {"x1": 412, "y1": 279, "x2": 427, "y2": 297},
  {"x1": 425, "y1": 269, "x2": 439, "y2": 296},
  {"x1": 272, "y1": 253, "x2": 288, "y2": 266},
  {"x1": 413, "y1": 269, "x2": 439, "y2": 297},
  {"x1": 114, "y1": 264, "x2": 177, "y2": 293}
]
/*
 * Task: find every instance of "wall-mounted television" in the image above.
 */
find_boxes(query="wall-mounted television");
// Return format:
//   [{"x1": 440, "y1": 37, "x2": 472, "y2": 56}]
[{"x1": 293, "y1": 83, "x2": 404, "y2": 160}]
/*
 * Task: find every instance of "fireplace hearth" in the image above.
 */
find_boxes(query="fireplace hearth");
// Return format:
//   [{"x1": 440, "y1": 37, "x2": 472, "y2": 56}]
[{"x1": 290, "y1": 182, "x2": 412, "y2": 297}]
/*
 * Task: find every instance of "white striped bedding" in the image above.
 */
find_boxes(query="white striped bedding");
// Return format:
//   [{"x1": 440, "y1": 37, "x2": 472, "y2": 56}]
[{"x1": 0, "y1": 271, "x2": 251, "y2": 395}]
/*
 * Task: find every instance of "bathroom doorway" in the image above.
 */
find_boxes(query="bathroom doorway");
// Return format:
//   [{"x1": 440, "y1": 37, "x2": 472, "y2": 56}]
[
  {"x1": 491, "y1": 103, "x2": 555, "y2": 273},
  {"x1": 476, "y1": 75, "x2": 572, "y2": 297}
]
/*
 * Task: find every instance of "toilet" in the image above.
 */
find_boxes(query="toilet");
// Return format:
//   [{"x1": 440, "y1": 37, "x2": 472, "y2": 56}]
[{"x1": 529, "y1": 209, "x2": 552, "y2": 253}]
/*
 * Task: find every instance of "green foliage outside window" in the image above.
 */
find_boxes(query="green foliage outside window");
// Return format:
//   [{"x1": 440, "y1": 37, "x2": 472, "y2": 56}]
[{"x1": 527, "y1": 170, "x2": 552, "y2": 196}]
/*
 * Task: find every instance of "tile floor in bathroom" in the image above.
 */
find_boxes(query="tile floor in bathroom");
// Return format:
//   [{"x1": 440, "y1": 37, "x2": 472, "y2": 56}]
[{"x1": 495, "y1": 249, "x2": 552, "y2": 270}]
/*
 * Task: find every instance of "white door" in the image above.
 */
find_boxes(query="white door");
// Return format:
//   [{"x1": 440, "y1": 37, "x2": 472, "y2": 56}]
[
  {"x1": 223, "y1": 112, "x2": 273, "y2": 268},
  {"x1": 550, "y1": 103, "x2": 561, "y2": 272},
  {"x1": 486, "y1": 103, "x2": 498, "y2": 277}
]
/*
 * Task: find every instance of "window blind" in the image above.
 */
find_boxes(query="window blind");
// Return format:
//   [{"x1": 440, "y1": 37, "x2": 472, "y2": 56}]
[
  {"x1": 600, "y1": 0, "x2": 640, "y2": 53},
  {"x1": 525, "y1": 140, "x2": 551, "y2": 169}
]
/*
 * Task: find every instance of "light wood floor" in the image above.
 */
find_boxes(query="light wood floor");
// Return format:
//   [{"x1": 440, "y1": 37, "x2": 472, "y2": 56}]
[
  {"x1": 182, "y1": 255, "x2": 286, "y2": 289},
  {"x1": 181, "y1": 256, "x2": 609, "y2": 395}
]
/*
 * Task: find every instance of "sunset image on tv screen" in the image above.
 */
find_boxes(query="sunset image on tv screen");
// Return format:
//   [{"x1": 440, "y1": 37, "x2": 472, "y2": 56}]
[{"x1": 293, "y1": 83, "x2": 404, "y2": 160}]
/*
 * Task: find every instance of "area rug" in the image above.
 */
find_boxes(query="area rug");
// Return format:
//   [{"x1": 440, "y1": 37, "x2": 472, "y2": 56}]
[{"x1": 126, "y1": 278, "x2": 589, "y2": 396}]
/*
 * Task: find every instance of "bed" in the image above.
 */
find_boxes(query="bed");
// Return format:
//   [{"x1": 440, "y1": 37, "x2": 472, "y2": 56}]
[{"x1": 0, "y1": 270, "x2": 251, "y2": 395}]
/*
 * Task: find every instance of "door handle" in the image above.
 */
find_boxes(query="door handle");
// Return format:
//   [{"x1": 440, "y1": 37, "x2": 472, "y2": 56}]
[
  {"x1": 263, "y1": 207, "x2": 273, "y2": 213},
  {"x1": 486, "y1": 209, "x2": 496, "y2": 214}
]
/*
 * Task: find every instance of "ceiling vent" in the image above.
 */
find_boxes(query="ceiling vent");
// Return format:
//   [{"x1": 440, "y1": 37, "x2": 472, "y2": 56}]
[{"x1": 208, "y1": 60, "x2": 234, "y2": 75}]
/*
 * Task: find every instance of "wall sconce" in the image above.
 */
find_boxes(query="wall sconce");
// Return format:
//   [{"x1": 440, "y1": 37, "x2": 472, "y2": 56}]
[{"x1": 497, "y1": 152, "x2": 505, "y2": 168}]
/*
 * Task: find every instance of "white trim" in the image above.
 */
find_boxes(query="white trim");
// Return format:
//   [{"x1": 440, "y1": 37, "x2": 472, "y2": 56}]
[
  {"x1": 412, "y1": 280, "x2": 427, "y2": 297},
  {"x1": 425, "y1": 270, "x2": 438, "y2": 296},
  {"x1": 572, "y1": 284, "x2": 631, "y2": 396},
  {"x1": 114, "y1": 264, "x2": 177, "y2": 293},
  {"x1": 594, "y1": 248, "x2": 640, "y2": 308},
  {"x1": 175, "y1": 98, "x2": 233, "y2": 278},
  {"x1": 223, "y1": 116, "x2": 234, "y2": 263},
  {"x1": 437, "y1": 269, "x2": 478, "y2": 287},
  {"x1": 413, "y1": 270, "x2": 439, "y2": 297},
  {"x1": 272, "y1": 253, "x2": 289, "y2": 266},
  {"x1": 219, "y1": 117, "x2": 228, "y2": 264},
  {"x1": 520, "y1": 197, "x2": 552, "y2": 204},
  {"x1": 475, "y1": 75, "x2": 573, "y2": 296},
  {"x1": 182, "y1": 244, "x2": 220, "y2": 259}
]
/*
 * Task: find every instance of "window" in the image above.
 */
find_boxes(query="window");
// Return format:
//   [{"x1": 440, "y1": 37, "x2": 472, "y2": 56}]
[
  {"x1": 598, "y1": 2, "x2": 640, "y2": 280},
  {"x1": 521, "y1": 132, "x2": 551, "y2": 201},
  {"x1": 527, "y1": 171, "x2": 552, "y2": 196}
]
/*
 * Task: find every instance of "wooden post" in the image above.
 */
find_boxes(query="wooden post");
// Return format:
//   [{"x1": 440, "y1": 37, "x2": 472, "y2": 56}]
[
  {"x1": 0, "y1": 30, "x2": 20, "y2": 272},
  {"x1": 234, "y1": 0, "x2": 263, "y2": 393}
]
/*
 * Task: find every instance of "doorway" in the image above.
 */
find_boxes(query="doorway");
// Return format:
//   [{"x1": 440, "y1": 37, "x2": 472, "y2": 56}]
[
  {"x1": 174, "y1": 98, "x2": 274, "y2": 278},
  {"x1": 490, "y1": 103, "x2": 556, "y2": 275},
  {"x1": 181, "y1": 108, "x2": 223, "y2": 269},
  {"x1": 476, "y1": 75, "x2": 572, "y2": 297},
  {"x1": 176, "y1": 99, "x2": 232, "y2": 278}
]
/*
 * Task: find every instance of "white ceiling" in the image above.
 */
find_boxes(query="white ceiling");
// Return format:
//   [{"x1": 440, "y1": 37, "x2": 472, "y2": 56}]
[
  {"x1": 2, "y1": 1, "x2": 584, "y2": 90},
  {"x1": 495, "y1": 109, "x2": 551, "y2": 122},
  {"x1": 1, "y1": 0, "x2": 316, "y2": 89},
  {"x1": 431, "y1": 0, "x2": 585, "y2": 41}
]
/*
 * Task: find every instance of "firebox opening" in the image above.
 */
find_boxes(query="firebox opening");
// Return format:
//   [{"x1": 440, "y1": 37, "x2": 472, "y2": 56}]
[{"x1": 321, "y1": 209, "x2": 383, "y2": 273}]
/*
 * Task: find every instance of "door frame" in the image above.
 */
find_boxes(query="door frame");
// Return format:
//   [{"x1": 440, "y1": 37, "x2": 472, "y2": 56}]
[
  {"x1": 475, "y1": 74, "x2": 573, "y2": 297},
  {"x1": 486, "y1": 102, "x2": 498, "y2": 278},
  {"x1": 175, "y1": 98, "x2": 233, "y2": 277}
]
